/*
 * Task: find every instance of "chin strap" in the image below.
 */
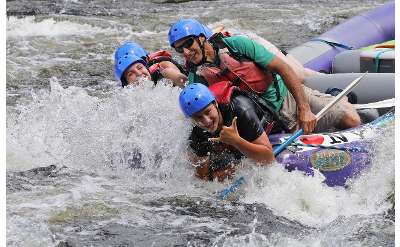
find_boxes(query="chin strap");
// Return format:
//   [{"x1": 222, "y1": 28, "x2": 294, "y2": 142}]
[
  {"x1": 186, "y1": 36, "x2": 214, "y2": 71},
  {"x1": 199, "y1": 37, "x2": 208, "y2": 65},
  {"x1": 192, "y1": 36, "x2": 211, "y2": 67}
]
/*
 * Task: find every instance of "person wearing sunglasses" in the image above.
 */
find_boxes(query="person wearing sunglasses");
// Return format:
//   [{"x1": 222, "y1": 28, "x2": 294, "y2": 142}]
[
  {"x1": 114, "y1": 41, "x2": 188, "y2": 88},
  {"x1": 168, "y1": 18, "x2": 361, "y2": 135}
]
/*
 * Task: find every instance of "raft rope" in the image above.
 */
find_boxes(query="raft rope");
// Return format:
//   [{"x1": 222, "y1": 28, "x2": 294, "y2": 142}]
[
  {"x1": 287, "y1": 143, "x2": 369, "y2": 153},
  {"x1": 311, "y1": 38, "x2": 353, "y2": 50},
  {"x1": 373, "y1": 48, "x2": 394, "y2": 73}
]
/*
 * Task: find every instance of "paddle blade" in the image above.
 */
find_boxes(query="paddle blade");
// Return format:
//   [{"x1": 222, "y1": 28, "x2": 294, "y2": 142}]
[{"x1": 217, "y1": 176, "x2": 245, "y2": 199}]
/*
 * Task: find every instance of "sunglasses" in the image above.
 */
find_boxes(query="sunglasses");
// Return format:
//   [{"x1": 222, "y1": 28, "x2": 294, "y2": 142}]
[{"x1": 174, "y1": 37, "x2": 196, "y2": 53}]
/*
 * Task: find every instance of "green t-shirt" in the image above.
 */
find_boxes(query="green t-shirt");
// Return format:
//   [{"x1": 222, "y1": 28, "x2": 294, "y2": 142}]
[{"x1": 188, "y1": 35, "x2": 287, "y2": 112}]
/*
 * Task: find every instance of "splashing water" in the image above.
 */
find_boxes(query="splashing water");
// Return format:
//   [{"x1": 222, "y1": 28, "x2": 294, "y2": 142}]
[{"x1": 7, "y1": 0, "x2": 394, "y2": 246}]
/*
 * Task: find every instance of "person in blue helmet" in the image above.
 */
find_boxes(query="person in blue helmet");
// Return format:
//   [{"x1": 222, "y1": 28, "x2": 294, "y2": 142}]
[
  {"x1": 169, "y1": 19, "x2": 361, "y2": 135},
  {"x1": 180, "y1": 83, "x2": 288, "y2": 181},
  {"x1": 114, "y1": 41, "x2": 188, "y2": 88}
]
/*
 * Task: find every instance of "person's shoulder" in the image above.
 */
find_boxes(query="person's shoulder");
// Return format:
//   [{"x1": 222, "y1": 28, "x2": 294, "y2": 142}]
[
  {"x1": 229, "y1": 93, "x2": 264, "y2": 141},
  {"x1": 223, "y1": 35, "x2": 252, "y2": 43},
  {"x1": 231, "y1": 93, "x2": 256, "y2": 114},
  {"x1": 222, "y1": 35, "x2": 264, "y2": 59},
  {"x1": 223, "y1": 35, "x2": 254, "y2": 49}
]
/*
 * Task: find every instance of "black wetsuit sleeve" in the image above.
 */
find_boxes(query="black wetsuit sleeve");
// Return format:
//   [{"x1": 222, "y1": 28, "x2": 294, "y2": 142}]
[
  {"x1": 231, "y1": 95, "x2": 265, "y2": 142},
  {"x1": 189, "y1": 126, "x2": 212, "y2": 157},
  {"x1": 189, "y1": 125, "x2": 243, "y2": 175}
]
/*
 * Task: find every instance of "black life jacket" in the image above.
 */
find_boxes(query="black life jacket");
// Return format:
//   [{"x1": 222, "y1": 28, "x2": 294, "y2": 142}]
[{"x1": 209, "y1": 81, "x2": 289, "y2": 135}]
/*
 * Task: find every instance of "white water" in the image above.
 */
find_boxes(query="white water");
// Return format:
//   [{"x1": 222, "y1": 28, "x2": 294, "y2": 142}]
[
  {"x1": 7, "y1": 16, "x2": 133, "y2": 38},
  {"x1": 240, "y1": 133, "x2": 393, "y2": 227},
  {"x1": 7, "y1": 78, "x2": 394, "y2": 229},
  {"x1": 6, "y1": 1, "x2": 394, "y2": 245}
]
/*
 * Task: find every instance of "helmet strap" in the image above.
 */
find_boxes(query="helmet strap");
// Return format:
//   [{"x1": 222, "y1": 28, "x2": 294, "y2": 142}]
[
  {"x1": 191, "y1": 36, "x2": 208, "y2": 66},
  {"x1": 199, "y1": 37, "x2": 208, "y2": 65}
]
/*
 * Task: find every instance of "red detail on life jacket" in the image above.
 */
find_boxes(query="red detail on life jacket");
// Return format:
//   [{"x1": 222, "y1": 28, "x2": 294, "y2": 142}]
[
  {"x1": 300, "y1": 135, "x2": 324, "y2": 145},
  {"x1": 198, "y1": 50, "x2": 274, "y2": 94},
  {"x1": 208, "y1": 81, "x2": 237, "y2": 104},
  {"x1": 148, "y1": 63, "x2": 161, "y2": 74},
  {"x1": 147, "y1": 50, "x2": 174, "y2": 79},
  {"x1": 221, "y1": 31, "x2": 232, "y2": 37},
  {"x1": 147, "y1": 50, "x2": 172, "y2": 62}
]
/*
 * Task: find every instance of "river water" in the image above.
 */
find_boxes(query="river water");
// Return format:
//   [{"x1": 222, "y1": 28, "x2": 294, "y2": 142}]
[{"x1": 6, "y1": 0, "x2": 394, "y2": 246}]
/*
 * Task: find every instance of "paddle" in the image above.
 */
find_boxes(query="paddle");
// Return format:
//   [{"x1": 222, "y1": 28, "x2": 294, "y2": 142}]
[
  {"x1": 353, "y1": 98, "x2": 395, "y2": 110},
  {"x1": 217, "y1": 72, "x2": 368, "y2": 199}
]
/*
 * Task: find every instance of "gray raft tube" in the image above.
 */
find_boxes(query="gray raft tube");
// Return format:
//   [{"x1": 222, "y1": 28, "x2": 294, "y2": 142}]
[
  {"x1": 332, "y1": 49, "x2": 395, "y2": 73},
  {"x1": 304, "y1": 73, "x2": 394, "y2": 104},
  {"x1": 288, "y1": 2, "x2": 394, "y2": 73}
]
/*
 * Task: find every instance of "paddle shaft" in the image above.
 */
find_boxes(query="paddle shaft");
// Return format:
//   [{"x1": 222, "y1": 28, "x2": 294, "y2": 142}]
[
  {"x1": 218, "y1": 72, "x2": 368, "y2": 199},
  {"x1": 316, "y1": 72, "x2": 367, "y2": 120},
  {"x1": 273, "y1": 72, "x2": 367, "y2": 156}
]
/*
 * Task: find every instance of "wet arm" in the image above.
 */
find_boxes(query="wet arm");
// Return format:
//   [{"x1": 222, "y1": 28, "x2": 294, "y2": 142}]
[
  {"x1": 230, "y1": 132, "x2": 274, "y2": 164},
  {"x1": 268, "y1": 56, "x2": 309, "y2": 112},
  {"x1": 267, "y1": 56, "x2": 316, "y2": 134}
]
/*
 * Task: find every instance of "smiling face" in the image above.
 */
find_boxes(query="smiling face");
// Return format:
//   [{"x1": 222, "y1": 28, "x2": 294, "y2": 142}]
[
  {"x1": 123, "y1": 62, "x2": 151, "y2": 85},
  {"x1": 191, "y1": 103, "x2": 222, "y2": 133},
  {"x1": 174, "y1": 36, "x2": 205, "y2": 65}
]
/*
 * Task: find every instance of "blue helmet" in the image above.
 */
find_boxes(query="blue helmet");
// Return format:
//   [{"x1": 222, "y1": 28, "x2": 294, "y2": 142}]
[
  {"x1": 114, "y1": 42, "x2": 148, "y2": 61},
  {"x1": 202, "y1": 24, "x2": 213, "y2": 39},
  {"x1": 179, "y1": 83, "x2": 215, "y2": 117},
  {"x1": 114, "y1": 42, "x2": 148, "y2": 83},
  {"x1": 168, "y1": 18, "x2": 213, "y2": 47}
]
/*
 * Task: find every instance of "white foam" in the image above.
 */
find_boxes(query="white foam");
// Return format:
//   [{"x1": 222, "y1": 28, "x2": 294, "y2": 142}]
[
  {"x1": 6, "y1": 77, "x2": 192, "y2": 186},
  {"x1": 6, "y1": 16, "x2": 118, "y2": 38},
  {"x1": 240, "y1": 125, "x2": 394, "y2": 227},
  {"x1": 7, "y1": 215, "x2": 54, "y2": 247}
]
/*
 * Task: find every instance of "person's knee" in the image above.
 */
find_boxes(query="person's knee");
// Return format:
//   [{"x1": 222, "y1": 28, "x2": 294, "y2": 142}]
[{"x1": 338, "y1": 111, "x2": 361, "y2": 129}]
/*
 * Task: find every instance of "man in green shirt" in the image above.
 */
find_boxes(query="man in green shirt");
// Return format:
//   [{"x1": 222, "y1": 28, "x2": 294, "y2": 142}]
[{"x1": 168, "y1": 18, "x2": 361, "y2": 135}]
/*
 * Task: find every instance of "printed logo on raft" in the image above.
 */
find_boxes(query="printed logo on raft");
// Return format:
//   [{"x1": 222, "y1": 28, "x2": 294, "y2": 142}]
[
  {"x1": 283, "y1": 127, "x2": 375, "y2": 153},
  {"x1": 310, "y1": 149, "x2": 352, "y2": 171}
]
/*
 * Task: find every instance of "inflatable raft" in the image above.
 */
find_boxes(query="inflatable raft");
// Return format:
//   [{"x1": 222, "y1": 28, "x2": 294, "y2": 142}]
[
  {"x1": 303, "y1": 73, "x2": 395, "y2": 104},
  {"x1": 271, "y1": 110, "x2": 394, "y2": 186},
  {"x1": 218, "y1": 3, "x2": 395, "y2": 198},
  {"x1": 288, "y1": 2, "x2": 394, "y2": 73},
  {"x1": 219, "y1": 111, "x2": 394, "y2": 198},
  {"x1": 332, "y1": 40, "x2": 395, "y2": 73}
]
